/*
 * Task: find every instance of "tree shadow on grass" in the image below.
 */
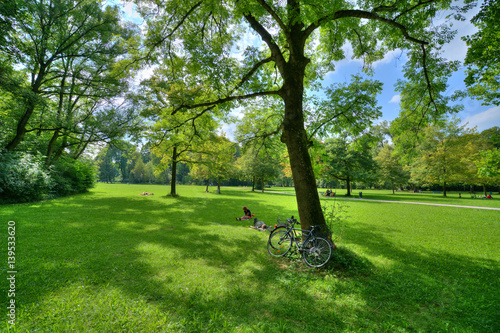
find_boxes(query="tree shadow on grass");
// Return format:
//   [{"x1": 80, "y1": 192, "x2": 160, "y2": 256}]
[
  {"x1": 338, "y1": 222, "x2": 500, "y2": 332},
  {"x1": 4, "y1": 190, "x2": 352, "y2": 332}
]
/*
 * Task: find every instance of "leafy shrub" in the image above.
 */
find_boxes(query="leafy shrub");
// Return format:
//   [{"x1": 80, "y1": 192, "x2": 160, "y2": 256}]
[
  {"x1": 0, "y1": 150, "x2": 52, "y2": 203},
  {"x1": 50, "y1": 158, "x2": 96, "y2": 196},
  {"x1": 0, "y1": 151, "x2": 96, "y2": 203},
  {"x1": 322, "y1": 199, "x2": 350, "y2": 243}
]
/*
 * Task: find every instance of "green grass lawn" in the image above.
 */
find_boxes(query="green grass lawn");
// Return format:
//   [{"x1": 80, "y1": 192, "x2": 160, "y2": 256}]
[{"x1": 1, "y1": 183, "x2": 499, "y2": 332}]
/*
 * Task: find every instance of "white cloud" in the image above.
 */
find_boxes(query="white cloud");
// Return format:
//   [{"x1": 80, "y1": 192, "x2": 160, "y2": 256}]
[
  {"x1": 434, "y1": 2, "x2": 481, "y2": 62},
  {"x1": 133, "y1": 66, "x2": 155, "y2": 85},
  {"x1": 388, "y1": 94, "x2": 401, "y2": 104},
  {"x1": 121, "y1": 1, "x2": 143, "y2": 24},
  {"x1": 372, "y1": 49, "x2": 405, "y2": 68},
  {"x1": 461, "y1": 106, "x2": 500, "y2": 132}
]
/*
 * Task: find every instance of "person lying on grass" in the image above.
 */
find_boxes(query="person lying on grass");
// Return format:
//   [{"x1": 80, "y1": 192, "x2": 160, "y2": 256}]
[
  {"x1": 139, "y1": 192, "x2": 154, "y2": 196},
  {"x1": 250, "y1": 218, "x2": 268, "y2": 231},
  {"x1": 236, "y1": 206, "x2": 254, "y2": 220}
]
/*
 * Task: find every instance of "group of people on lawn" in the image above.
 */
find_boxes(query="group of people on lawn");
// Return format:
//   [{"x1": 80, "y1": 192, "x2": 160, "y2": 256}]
[
  {"x1": 236, "y1": 206, "x2": 268, "y2": 230},
  {"x1": 324, "y1": 189, "x2": 335, "y2": 197}
]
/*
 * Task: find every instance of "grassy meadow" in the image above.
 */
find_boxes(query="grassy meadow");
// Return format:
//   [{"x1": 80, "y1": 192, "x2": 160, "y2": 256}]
[{"x1": 1, "y1": 183, "x2": 499, "y2": 332}]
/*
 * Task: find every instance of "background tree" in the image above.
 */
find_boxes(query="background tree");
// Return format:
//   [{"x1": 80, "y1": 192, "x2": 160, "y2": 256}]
[
  {"x1": 475, "y1": 148, "x2": 500, "y2": 195},
  {"x1": 96, "y1": 145, "x2": 119, "y2": 183},
  {"x1": 237, "y1": 146, "x2": 281, "y2": 192},
  {"x1": 409, "y1": 119, "x2": 472, "y2": 196},
  {"x1": 1, "y1": 0, "x2": 138, "y2": 153},
  {"x1": 320, "y1": 133, "x2": 377, "y2": 196},
  {"x1": 137, "y1": 63, "x2": 219, "y2": 196},
  {"x1": 375, "y1": 144, "x2": 410, "y2": 194},
  {"x1": 189, "y1": 134, "x2": 236, "y2": 194},
  {"x1": 134, "y1": 0, "x2": 463, "y2": 231},
  {"x1": 130, "y1": 152, "x2": 147, "y2": 184},
  {"x1": 479, "y1": 127, "x2": 500, "y2": 149}
]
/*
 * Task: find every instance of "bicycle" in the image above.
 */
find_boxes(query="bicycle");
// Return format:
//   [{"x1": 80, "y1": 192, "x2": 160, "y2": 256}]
[{"x1": 267, "y1": 216, "x2": 334, "y2": 268}]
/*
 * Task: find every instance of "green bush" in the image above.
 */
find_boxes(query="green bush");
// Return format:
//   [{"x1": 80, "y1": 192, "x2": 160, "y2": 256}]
[
  {"x1": 0, "y1": 151, "x2": 96, "y2": 203},
  {"x1": 50, "y1": 158, "x2": 96, "y2": 196},
  {"x1": 0, "y1": 150, "x2": 52, "y2": 203}
]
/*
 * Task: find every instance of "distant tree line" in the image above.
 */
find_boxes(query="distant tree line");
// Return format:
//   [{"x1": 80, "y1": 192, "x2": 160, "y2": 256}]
[{"x1": 94, "y1": 120, "x2": 499, "y2": 198}]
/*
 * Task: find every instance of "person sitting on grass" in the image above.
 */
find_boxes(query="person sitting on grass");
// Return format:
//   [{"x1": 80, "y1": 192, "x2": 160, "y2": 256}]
[
  {"x1": 139, "y1": 192, "x2": 154, "y2": 196},
  {"x1": 236, "y1": 206, "x2": 254, "y2": 220},
  {"x1": 250, "y1": 218, "x2": 268, "y2": 231}
]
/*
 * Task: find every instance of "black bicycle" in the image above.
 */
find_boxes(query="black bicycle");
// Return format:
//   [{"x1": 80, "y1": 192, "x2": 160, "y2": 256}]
[{"x1": 267, "y1": 216, "x2": 333, "y2": 268}]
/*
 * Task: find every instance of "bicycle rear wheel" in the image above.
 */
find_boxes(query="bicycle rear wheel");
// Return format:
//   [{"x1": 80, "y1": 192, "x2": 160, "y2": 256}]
[
  {"x1": 301, "y1": 236, "x2": 332, "y2": 268},
  {"x1": 267, "y1": 229, "x2": 292, "y2": 257}
]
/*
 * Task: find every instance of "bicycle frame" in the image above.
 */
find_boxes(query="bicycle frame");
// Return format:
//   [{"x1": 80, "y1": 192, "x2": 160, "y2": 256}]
[
  {"x1": 274, "y1": 217, "x2": 317, "y2": 251},
  {"x1": 268, "y1": 216, "x2": 333, "y2": 267}
]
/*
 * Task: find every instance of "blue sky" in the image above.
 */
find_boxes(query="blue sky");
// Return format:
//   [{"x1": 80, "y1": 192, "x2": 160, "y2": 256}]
[{"x1": 119, "y1": 0, "x2": 499, "y2": 136}]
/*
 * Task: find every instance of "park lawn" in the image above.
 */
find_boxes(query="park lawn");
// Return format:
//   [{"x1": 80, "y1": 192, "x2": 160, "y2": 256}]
[{"x1": 0, "y1": 183, "x2": 499, "y2": 332}]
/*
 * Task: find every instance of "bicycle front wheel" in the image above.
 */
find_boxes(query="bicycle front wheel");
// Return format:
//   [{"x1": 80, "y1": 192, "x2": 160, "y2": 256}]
[
  {"x1": 267, "y1": 229, "x2": 292, "y2": 257},
  {"x1": 302, "y1": 236, "x2": 332, "y2": 268}
]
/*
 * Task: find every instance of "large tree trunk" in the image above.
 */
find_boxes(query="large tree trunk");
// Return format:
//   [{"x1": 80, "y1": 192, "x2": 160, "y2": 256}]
[
  {"x1": 5, "y1": 65, "x2": 47, "y2": 152},
  {"x1": 170, "y1": 146, "x2": 177, "y2": 196},
  {"x1": 45, "y1": 130, "x2": 60, "y2": 164},
  {"x1": 5, "y1": 102, "x2": 36, "y2": 151},
  {"x1": 243, "y1": 4, "x2": 328, "y2": 233},
  {"x1": 280, "y1": 56, "x2": 326, "y2": 232}
]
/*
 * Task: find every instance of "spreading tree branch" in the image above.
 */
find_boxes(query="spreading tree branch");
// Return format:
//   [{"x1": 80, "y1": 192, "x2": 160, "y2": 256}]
[{"x1": 170, "y1": 90, "x2": 280, "y2": 115}]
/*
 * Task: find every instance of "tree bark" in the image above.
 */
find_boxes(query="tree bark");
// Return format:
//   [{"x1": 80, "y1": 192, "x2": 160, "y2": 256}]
[
  {"x1": 170, "y1": 145, "x2": 177, "y2": 196},
  {"x1": 45, "y1": 130, "x2": 60, "y2": 164},
  {"x1": 280, "y1": 55, "x2": 326, "y2": 231},
  {"x1": 4, "y1": 63, "x2": 47, "y2": 151}
]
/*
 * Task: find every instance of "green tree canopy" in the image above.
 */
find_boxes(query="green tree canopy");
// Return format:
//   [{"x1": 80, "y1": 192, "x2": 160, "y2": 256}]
[
  {"x1": 134, "y1": 0, "x2": 471, "y2": 230},
  {"x1": 463, "y1": 0, "x2": 500, "y2": 106},
  {"x1": 1, "y1": 0, "x2": 139, "y2": 155},
  {"x1": 374, "y1": 144, "x2": 410, "y2": 194}
]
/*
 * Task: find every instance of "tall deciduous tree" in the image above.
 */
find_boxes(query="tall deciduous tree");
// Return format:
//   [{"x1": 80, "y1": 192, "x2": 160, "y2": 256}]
[
  {"x1": 375, "y1": 144, "x2": 410, "y2": 194},
  {"x1": 409, "y1": 118, "x2": 473, "y2": 196},
  {"x1": 189, "y1": 134, "x2": 236, "y2": 194},
  {"x1": 135, "y1": 0, "x2": 467, "y2": 231},
  {"x1": 96, "y1": 145, "x2": 119, "y2": 183},
  {"x1": 321, "y1": 134, "x2": 377, "y2": 196},
  {"x1": 475, "y1": 148, "x2": 500, "y2": 195},
  {"x1": 137, "y1": 65, "x2": 219, "y2": 196},
  {"x1": 237, "y1": 146, "x2": 281, "y2": 192},
  {"x1": 1, "y1": 0, "x2": 137, "y2": 153}
]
